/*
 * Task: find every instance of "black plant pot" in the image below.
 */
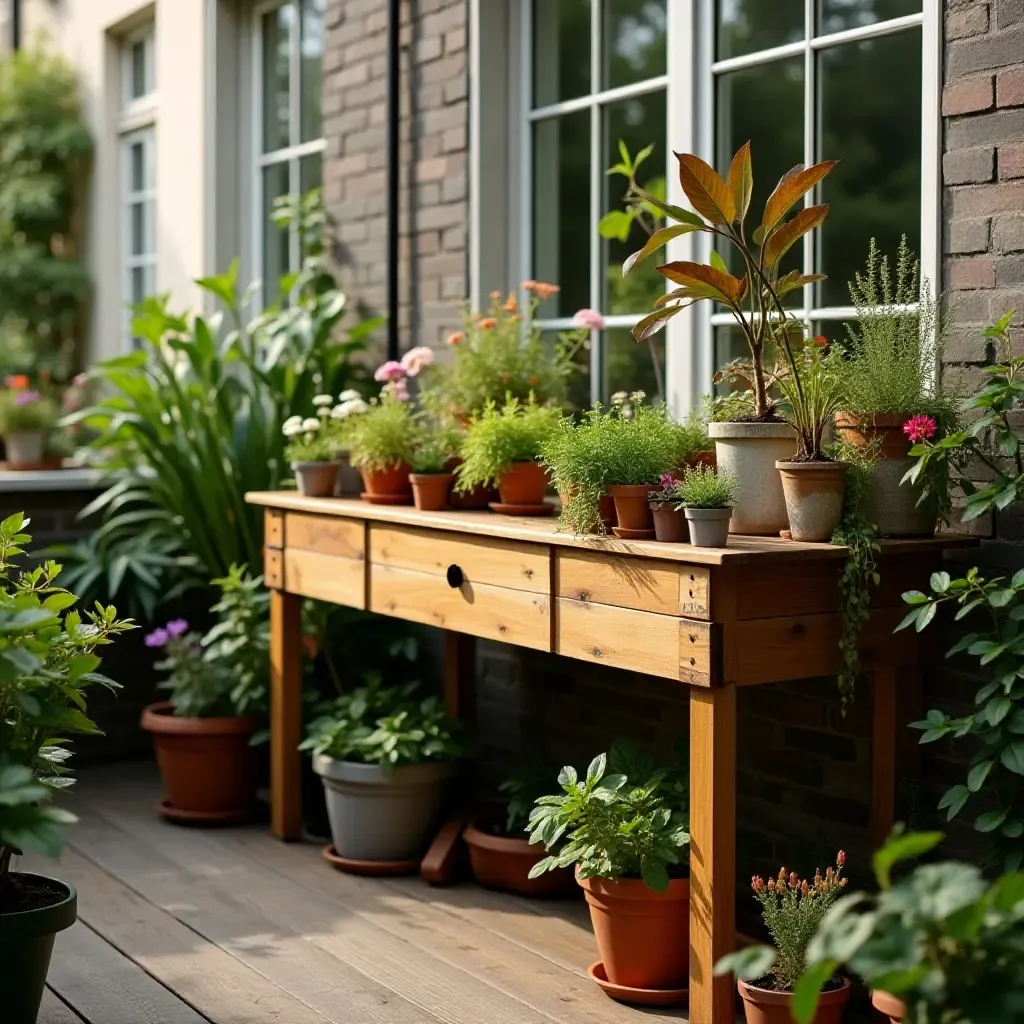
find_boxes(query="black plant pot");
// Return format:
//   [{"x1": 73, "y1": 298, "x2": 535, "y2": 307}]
[{"x1": 0, "y1": 874, "x2": 77, "y2": 1024}]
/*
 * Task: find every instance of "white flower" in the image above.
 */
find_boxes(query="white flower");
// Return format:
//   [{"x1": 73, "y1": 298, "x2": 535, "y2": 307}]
[
  {"x1": 301, "y1": 417, "x2": 320, "y2": 432},
  {"x1": 312, "y1": 394, "x2": 334, "y2": 407},
  {"x1": 282, "y1": 419, "x2": 304, "y2": 438},
  {"x1": 331, "y1": 397, "x2": 369, "y2": 419},
  {"x1": 338, "y1": 389, "x2": 362, "y2": 402},
  {"x1": 610, "y1": 391, "x2": 628, "y2": 406},
  {"x1": 284, "y1": 415, "x2": 303, "y2": 429}
]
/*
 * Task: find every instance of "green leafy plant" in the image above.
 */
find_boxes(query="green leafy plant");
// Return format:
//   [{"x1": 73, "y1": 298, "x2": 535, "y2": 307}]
[
  {"x1": 455, "y1": 397, "x2": 561, "y2": 492},
  {"x1": 0, "y1": 387, "x2": 58, "y2": 434},
  {"x1": 495, "y1": 766, "x2": 561, "y2": 837},
  {"x1": 0, "y1": 513, "x2": 133, "y2": 908},
  {"x1": 779, "y1": 340, "x2": 845, "y2": 462},
  {"x1": 342, "y1": 391, "x2": 419, "y2": 473},
  {"x1": 283, "y1": 395, "x2": 340, "y2": 463},
  {"x1": 677, "y1": 465, "x2": 738, "y2": 509},
  {"x1": 410, "y1": 423, "x2": 460, "y2": 474},
  {"x1": 527, "y1": 743, "x2": 690, "y2": 892},
  {"x1": 671, "y1": 408, "x2": 713, "y2": 464}
]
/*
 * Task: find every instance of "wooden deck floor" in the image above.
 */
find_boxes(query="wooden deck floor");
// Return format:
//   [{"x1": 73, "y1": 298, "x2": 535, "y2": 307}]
[{"x1": 24, "y1": 763, "x2": 691, "y2": 1024}]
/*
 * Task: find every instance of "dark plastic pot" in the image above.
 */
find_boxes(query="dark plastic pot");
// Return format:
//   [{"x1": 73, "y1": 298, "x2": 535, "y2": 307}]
[
  {"x1": 0, "y1": 873, "x2": 77, "y2": 1024},
  {"x1": 291, "y1": 461, "x2": 339, "y2": 497},
  {"x1": 649, "y1": 502, "x2": 688, "y2": 543}
]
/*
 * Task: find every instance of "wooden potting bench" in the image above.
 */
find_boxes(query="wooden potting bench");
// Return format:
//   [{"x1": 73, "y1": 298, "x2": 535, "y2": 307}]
[{"x1": 246, "y1": 491, "x2": 971, "y2": 1024}]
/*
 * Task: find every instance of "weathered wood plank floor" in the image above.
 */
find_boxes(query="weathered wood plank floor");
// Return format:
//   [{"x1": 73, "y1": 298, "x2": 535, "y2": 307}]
[{"x1": 25, "y1": 763, "x2": 690, "y2": 1024}]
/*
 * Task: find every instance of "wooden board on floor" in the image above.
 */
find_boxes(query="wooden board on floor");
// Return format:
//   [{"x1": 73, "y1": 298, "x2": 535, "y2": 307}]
[{"x1": 38, "y1": 990, "x2": 87, "y2": 1024}]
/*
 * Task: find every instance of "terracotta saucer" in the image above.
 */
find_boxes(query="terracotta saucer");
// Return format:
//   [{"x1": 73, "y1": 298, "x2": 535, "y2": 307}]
[
  {"x1": 488, "y1": 502, "x2": 554, "y2": 517},
  {"x1": 322, "y1": 845, "x2": 420, "y2": 876},
  {"x1": 611, "y1": 526, "x2": 656, "y2": 540},
  {"x1": 587, "y1": 962, "x2": 688, "y2": 1007},
  {"x1": 360, "y1": 492, "x2": 413, "y2": 506},
  {"x1": 156, "y1": 798, "x2": 256, "y2": 827}
]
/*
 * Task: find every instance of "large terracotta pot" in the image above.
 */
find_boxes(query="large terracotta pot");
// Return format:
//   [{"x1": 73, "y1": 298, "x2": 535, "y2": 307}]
[
  {"x1": 463, "y1": 821, "x2": 576, "y2": 897},
  {"x1": 607, "y1": 484, "x2": 655, "y2": 533},
  {"x1": 361, "y1": 462, "x2": 414, "y2": 500},
  {"x1": 680, "y1": 450, "x2": 717, "y2": 472},
  {"x1": 835, "y1": 412, "x2": 937, "y2": 537},
  {"x1": 597, "y1": 492, "x2": 617, "y2": 529},
  {"x1": 871, "y1": 989, "x2": 907, "y2": 1023},
  {"x1": 410, "y1": 472, "x2": 453, "y2": 511},
  {"x1": 141, "y1": 701, "x2": 260, "y2": 823},
  {"x1": 737, "y1": 977, "x2": 850, "y2": 1024},
  {"x1": 497, "y1": 461, "x2": 549, "y2": 506},
  {"x1": 578, "y1": 875, "x2": 689, "y2": 990},
  {"x1": 776, "y1": 460, "x2": 848, "y2": 542}
]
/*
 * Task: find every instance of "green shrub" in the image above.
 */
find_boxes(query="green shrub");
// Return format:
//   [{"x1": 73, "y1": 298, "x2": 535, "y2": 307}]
[
  {"x1": 0, "y1": 388, "x2": 57, "y2": 433},
  {"x1": 343, "y1": 391, "x2": 418, "y2": 472},
  {"x1": 677, "y1": 465, "x2": 737, "y2": 509},
  {"x1": 410, "y1": 423, "x2": 460, "y2": 474}
]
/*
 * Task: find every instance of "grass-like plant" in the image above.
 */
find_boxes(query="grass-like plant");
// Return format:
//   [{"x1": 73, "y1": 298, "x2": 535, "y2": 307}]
[
  {"x1": 410, "y1": 423, "x2": 460, "y2": 474},
  {"x1": 676, "y1": 464, "x2": 737, "y2": 509},
  {"x1": 343, "y1": 391, "x2": 418, "y2": 472},
  {"x1": 779, "y1": 341, "x2": 845, "y2": 461},
  {"x1": 455, "y1": 397, "x2": 561, "y2": 491}
]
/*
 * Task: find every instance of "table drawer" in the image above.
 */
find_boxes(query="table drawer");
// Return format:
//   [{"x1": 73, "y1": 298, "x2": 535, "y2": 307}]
[
  {"x1": 370, "y1": 564, "x2": 551, "y2": 650},
  {"x1": 283, "y1": 548, "x2": 366, "y2": 608},
  {"x1": 556, "y1": 549, "x2": 710, "y2": 619},
  {"x1": 284, "y1": 512, "x2": 365, "y2": 560},
  {"x1": 369, "y1": 524, "x2": 549, "y2": 593}
]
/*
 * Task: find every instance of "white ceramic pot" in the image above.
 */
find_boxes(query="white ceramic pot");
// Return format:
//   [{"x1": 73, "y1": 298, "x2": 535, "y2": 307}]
[
  {"x1": 4, "y1": 430, "x2": 45, "y2": 467},
  {"x1": 708, "y1": 421, "x2": 795, "y2": 535},
  {"x1": 684, "y1": 506, "x2": 733, "y2": 548}
]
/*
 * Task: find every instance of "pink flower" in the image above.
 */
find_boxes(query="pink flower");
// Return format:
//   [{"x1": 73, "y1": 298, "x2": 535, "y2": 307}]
[
  {"x1": 166, "y1": 618, "x2": 189, "y2": 638},
  {"x1": 374, "y1": 360, "x2": 407, "y2": 383},
  {"x1": 14, "y1": 390, "x2": 41, "y2": 407},
  {"x1": 400, "y1": 345, "x2": 435, "y2": 378},
  {"x1": 446, "y1": 331, "x2": 464, "y2": 347},
  {"x1": 383, "y1": 378, "x2": 410, "y2": 401},
  {"x1": 573, "y1": 308, "x2": 605, "y2": 332},
  {"x1": 903, "y1": 415, "x2": 937, "y2": 444},
  {"x1": 659, "y1": 473, "x2": 680, "y2": 490},
  {"x1": 145, "y1": 628, "x2": 169, "y2": 648}
]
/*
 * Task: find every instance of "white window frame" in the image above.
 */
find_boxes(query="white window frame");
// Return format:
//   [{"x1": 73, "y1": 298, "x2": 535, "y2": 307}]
[{"x1": 251, "y1": 0, "x2": 327, "y2": 308}]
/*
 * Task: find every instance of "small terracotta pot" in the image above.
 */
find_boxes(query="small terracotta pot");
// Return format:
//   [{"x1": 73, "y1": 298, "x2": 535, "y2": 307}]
[
  {"x1": 140, "y1": 702, "x2": 260, "y2": 822},
  {"x1": 835, "y1": 411, "x2": 912, "y2": 457},
  {"x1": 738, "y1": 977, "x2": 850, "y2": 1024},
  {"x1": 649, "y1": 502, "x2": 688, "y2": 543},
  {"x1": 871, "y1": 989, "x2": 907, "y2": 1023},
  {"x1": 463, "y1": 821, "x2": 576, "y2": 898},
  {"x1": 776, "y1": 460, "x2": 848, "y2": 542},
  {"x1": 410, "y1": 472, "x2": 453, "y2": 511},
  {"x1": 607, "y1": 484, "x2": 655, "y2": 533},
  {"x1": 597, "y1": 492, "x2": 618, "y2": 529},
  {"x1": 578, "y1": 875, "x2": 689, "y2": 990},
  {"x1": 497, "y1": 461, "x2": 549, "y2": 506},
  {"x1": 361, "y1": 462, "x2": 413, "y2": 499},
  {"x1": 292, "y1": 460, "x2": 340, "y2": 497}
]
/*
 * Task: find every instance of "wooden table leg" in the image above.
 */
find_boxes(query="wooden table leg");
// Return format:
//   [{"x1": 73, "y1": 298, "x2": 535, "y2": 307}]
[
  {"x1": 689, "y1": 685, "x2": 737, "y2": 1024},
  {"x1": 270, "y1": 589, "x2": 302, "y2": 840},
  {"x1": 443, "y1": 630, "x2": 476, "y2": 719},
  {"x1": 872, "y1": 663, "x2": 921, "y2": 850}
]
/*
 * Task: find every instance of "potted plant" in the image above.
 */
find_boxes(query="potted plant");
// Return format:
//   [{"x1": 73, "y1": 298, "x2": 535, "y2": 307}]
[
  {"x1": 775, "y1": 339, "x2": 848, "y2": 542},
  {"x1": 455, "y1": 397, "x2": 561, "y2": 515},
  {"x1": 0, "y1": 386, "x2": 57, "y2": 468},
  {"x1": 463, "y1": 768, "x2": 575, "y2": 898},
  {"x1": 624, "y1": 143, "x2": 838, "y2": 534},
  {"x1": 528, "y1": 742, "x2": 690, "y2": 1001},
  {"x1": 342, "y1": 389, "x2": 418, "y2": 503},
  {"x1": 330, "y1": 389, "x2": 370, "y2": 496},
  {"x1": 140, "y1": 566, "x2": 269, "y2": 824},
  {"x1": 283, "y1": 394, "x2": 342, "y2": 497},
  {"x1": 408, "y1": 425, "x2": 459, "y2": 511},
  {"x1": 300, "y1": 677, "x2": 464, "y2": 871},
  {"x1": 716, "y1": 852, "x2": 851, "y2": 1024},
  {"x1": 671, "y1": 407, "x2": 716, "y2": 473},
  {"x1": 0, "y1": 512, "x2": 133, "y2": 1024},
  {"x1": 677, "y1": 465, "x2": 738, "y2": 547},
  {"x1": 648, "y1": 474, "x2": 688, "y2": 543}
]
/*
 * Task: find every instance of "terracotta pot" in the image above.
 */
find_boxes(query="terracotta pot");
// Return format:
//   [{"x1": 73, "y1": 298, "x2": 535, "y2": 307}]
[
  {"x1": 597, "y1": 492, "x2": 617, "y2": 529},
  {"x1": 776, "y1": 460, "x2": 848, "y2": 542},
  {"x1": 578, "y1": 875, "x2": 689, "y2": 990},
  {"x1": 497, "y1": 461, "x2": 549, "y2": 506},
  {"x1": 463, "y1": 821, "x2": 576, "y2": 897},
  {"x1": 450, "y1": 483, "x2": 498, "y2": 509},
  {"x1": 649, "y1": 502, "x2": 688, "y2": 543},
  {"x1": 410, "y1": 472, "x2": 453, "y2": 511},
  {"x1": 607, "y1": 484, "x2": 655, "y2": 533},
  {"x1": 361, "y1": 462, "x2": 413, "y2": 499},
  {"x1": 292, "y1": 460, "x2": 340, "y2": 497},
  {"x1": 140, "y1": 701, "x2": 260, "y2": 822},
  {"x1": 680, "y1": 450, "x2": 717, "y2": 472},
  {"x1": 835, "y1": 411, "x2": 938, "y2": 537},
  {"x1": 871, "y1": 989, "x2": 907, "y2": 1023},
  {"x1": 738, "y1": 977, "x2": 850, "y2": 1024}
]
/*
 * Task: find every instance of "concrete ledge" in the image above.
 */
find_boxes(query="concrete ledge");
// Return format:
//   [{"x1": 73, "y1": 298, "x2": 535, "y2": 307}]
[{"x1": 0, "y1": 467, "x2": 105, "y2": 493}]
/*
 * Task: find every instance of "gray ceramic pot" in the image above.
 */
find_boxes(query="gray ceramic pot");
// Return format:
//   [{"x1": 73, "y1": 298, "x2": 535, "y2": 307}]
[
  {"x1": 292, "y1": 460, "x2": 340, "y2": 497},
  {"x1": 685, "y1": 506, "x2": 733, "y2": 548},
  {"x1": 313, "y1": 755, "x2": 455, "y2": 861},
  {"x1": 332, "y1": 451, "x2": 364, "y2": 497},
  {"x1": 4, "y1": 430, "x2": 45, "y2": 466}
]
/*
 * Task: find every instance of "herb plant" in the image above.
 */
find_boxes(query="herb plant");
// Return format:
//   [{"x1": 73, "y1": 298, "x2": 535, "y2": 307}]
[
  {"x1": 677, "y1": 465, "x2": 738, "y2": 509},
  {"x1": 779, "y1": 340, "x2": 845, "y2": 462},
  {"x1": 495, "y1": 766, "x2": 561, "y2": 837},
  {"x1": 342, "y1": 390, "x2": 419, "y2": 472},
  {"x1": 410, "y1": 424, "x2": 460, "y2": 474},
  {"x1": 0, "y1": 388, "x2": 58, "y2": 434},
  {"x1": 649, "y1": 473, "x2": 683, "y2": 504},
  {"x1": 671, "y1": 410, "x2": 713, "y2": 465}
]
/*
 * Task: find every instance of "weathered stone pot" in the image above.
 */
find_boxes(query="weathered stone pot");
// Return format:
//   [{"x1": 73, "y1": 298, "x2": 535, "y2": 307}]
[
  {"x1": 4, "y1": 430, "x2": 45, "y2": 468},
  {"x1": 684, "y1": 506, "x2": 732, "y2": 547},
  {"x1": 332, "y1": 450, "x2": 364, "y2": 497},
  {"x1": 292, "y1": 460, "x2": 340, "y2": 497},
  {"x1": 776, "y1": 460, "x2": 848, "y2": 542}
]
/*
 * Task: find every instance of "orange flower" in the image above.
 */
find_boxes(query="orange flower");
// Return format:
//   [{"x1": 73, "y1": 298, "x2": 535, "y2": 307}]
[
  {"x1": 813, "y1": 335, "x2": 828, "y2": 347},
  {"x1": 446, "y1": 331, "x2": 464, "y2": 346},
  {"x1": 478, "y1": 317, "x2": 498, "y2": 330},
  {"x1": 5, "y1": 374, "x2": 29, "y2": 389},
  {"x1": 503, "y1": 292, "x2": 518, "y2": 313},
  {"x1": 527, "y1": 374, "x2": 538, "y2": 386},
  {"x1": 520, "y1": 279, "x2": 537, "y2": 290},
  {"x1": 533, "y1": 282, "x2": 560, "y2": 301},
  {"x1": 489, "y1": 290, "x2": 501, "y2": 302}
]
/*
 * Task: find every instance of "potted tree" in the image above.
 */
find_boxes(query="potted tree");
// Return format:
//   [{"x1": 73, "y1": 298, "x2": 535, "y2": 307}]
[
  {"x1": 0, "y1": 512, "x2": 133, "y2": 1024},
  {"x1": 342, "y1": 389, "x2": 418, "y2": 503},
  {"x1": 528, "y1": 743, "x2": 690, "y2": 1004},
  {"x1": 300, "y1": 677, "x2": 464, "y2": 872},
  {"x1": 648, "y1": 474, "x2": 688, "y2": 543},
  {"x1": 455, "y1": 398, "x2": 561, "y2": 515},
  {"x1": 283, "y1": 395, "x2": 342, "y2": 497},
  {"x1": 677, "y1": 465, "x2": 738, "y2": 547},
  {"x1": 140, "y1": 566, "x2": 268, "y2": 824},
  {"x1": 408, "y1": 425, "x2": 460, "y2": 511},
  {"x1": 623, "y1": 143, "x2": 838, "y2": 534},
  {"x1": 0, "y1": 387, "x2": 58, "y2": 469}
]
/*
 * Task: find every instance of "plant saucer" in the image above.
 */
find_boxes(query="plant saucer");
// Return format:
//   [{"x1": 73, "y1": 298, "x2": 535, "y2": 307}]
[
  {"x1": 587, "y1": 962, "x2": 688, "y2": 1007},
  {"x1": 611, "y1": 526, "x2": 656, "y2": 540},
  {"x1": 156, "y1": 798, "x2": 257, "y2": 827},
  {"x1": 360, "y1": 492, "x2": 413, "y2": 506},
  {"x1": 321, "y1": 844, "x2": 420, "y2": 876},
  {"x1": 487, "y1": 502, "x2": 554, "y2": 517}
]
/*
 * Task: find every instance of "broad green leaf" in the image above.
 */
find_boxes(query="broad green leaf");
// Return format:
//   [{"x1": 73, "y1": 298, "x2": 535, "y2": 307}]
[
  {"x1": 873, "y1": 830, "x2": 943, "y2": 889},
  {"x1": 1001, "y1": 741, "x2": 1024, "y2": 775},
  {"x1": 791, "y1": 961, "x2": 839, "y2": 1024},
  {"x1": 967, "y1": 760, "x2": 994, "y2": 792},
  {"x1": 622, "y1": 223, "x2": 701, "y2": 277}
]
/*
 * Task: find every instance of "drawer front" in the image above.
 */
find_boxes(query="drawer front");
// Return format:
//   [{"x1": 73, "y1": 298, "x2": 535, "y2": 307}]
[
  {"x1": 370, "y1": 525, "x2": 549, "y2": 594},
  {"x1": 556, "y1": 599, "x2": 714, "y2": 685},
  {"x1": 284, "y1": 548, "x2": 366, "y2": 608},
  {"x1": 371, "y1": 564, "x2": 551, "y2": 650},
  {"x1": 556, "y1": 549, "x2": 710, "y2": 619},
  {"x1": 285, "y1": 513, "x2": 365, "y2": 560}
]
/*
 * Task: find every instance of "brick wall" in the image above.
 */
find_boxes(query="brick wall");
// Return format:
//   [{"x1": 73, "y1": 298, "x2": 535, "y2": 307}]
[{"x1": 323, "y1": 0, "x2": 469, "y2": 356}]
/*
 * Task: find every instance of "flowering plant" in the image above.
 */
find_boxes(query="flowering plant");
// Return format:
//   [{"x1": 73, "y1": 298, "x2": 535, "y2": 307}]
[
  {"x1": 283, "y1": 394, "x2": 338, "y2": 463},
  {"x1": 649, "y1": 473, "x2": 683, "y2": 504},
  {"x1": 341, "y1": 389, "x2": 419, "y2": 472},
  {"x1": 0, "y1": 387, "x2": 58, "y2": 434},
  {"x1": 902, "y1": 414, "x2": 937, "y2": 445}
]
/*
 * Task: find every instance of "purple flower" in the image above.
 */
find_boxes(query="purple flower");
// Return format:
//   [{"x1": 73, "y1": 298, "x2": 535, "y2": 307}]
[
  {"x1": 145, "y1": 628, "x2": 169, "y2": 648},
  {"x1": 14, "y1": 390, "x2": 41, "y2": 407},
  {"x1": 165, "y1": 618, "x2": 189, "y2": 638}
]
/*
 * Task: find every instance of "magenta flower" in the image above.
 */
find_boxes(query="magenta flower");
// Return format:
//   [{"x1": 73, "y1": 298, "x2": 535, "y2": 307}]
[
  {"x1": 14, "y1": 389, "x2": 41, "y2": 407},
  {"x1": 374, "y1": 360, "x2": 407, "y2": 382},
  {"x1": 903, "y1": 414, "x2": 938, "y2": 444},
  {"x1": 573, "y1": 308, "x2": 605, "y2": 332},
  {"x1": 659, "y1": 473, "x2": 680, "y2": 490},
  {"x1": 165, "y1": 618, "x2": 189, "y2": 638},
  {"x1": 145, "y1": 628, "x2": 169, "y2": 648}
]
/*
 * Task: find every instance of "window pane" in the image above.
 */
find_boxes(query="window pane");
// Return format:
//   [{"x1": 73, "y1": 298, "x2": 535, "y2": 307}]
[
  {"x1": 300, "y1": 151, "x2": 322, "y2": 194},
  {"x1": 716, "y1": 0, "x2": 804, "y2": 60},
  {"x1": 602, "y1": 90, "x2": 667, "y2": 316},
  {"x1": 131, "y1": 266, "x2": 145, "y2": 305},
  {"x1": 602, "y1": 0, "x2": 666, "y2": 90},
  {"x1": 818, "y1": 29, "x2": 921, "y2": 305},
  {"x1": 262, "y1": 5, "x2": 293, "y2": 153},
  {"x1": 300, "y1": 0, "x2": 324, "y2": 142},
  {"x1": 130, "y1": 39, "x2": 148, "y2": 99},
  {"x1": 532, "y1": 110, "x2": 590, "y2": 318},
  {"x1": 130, "y1": 203, "x2": 145, "y2": 257},
  {"x1": 817, "y1": 0, "x2": 921, "y2": 35},
  {"x1": 262, "y1": 163, "x2": 291, "y2": 302},
  {"x1": 542, "y1": 329, "x2": 592, "y2": 411},
  {"x1": 130, "y1": 142, "x2": 145, "y2": 192},
  {"x1": 606, "y1": 327, "x2": 663, "y2": 404},
  {"x1": 714, "y1": 325, "x2": 750, "y2": 385},
  {"x1": 533, "y1": 0, "x2": 591, "y2": 107}
]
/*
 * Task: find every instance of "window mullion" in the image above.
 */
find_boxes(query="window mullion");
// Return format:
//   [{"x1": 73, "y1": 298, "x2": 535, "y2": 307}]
[
  {"x1": 589, "y1": 0, "x2": 602, "y2": 405},
  {"x1": 802, "y1": 0, "x2": 815, "y2": 321},
  {"x1": 289, "y1": 1, "x2": 301, "y2": 277}
]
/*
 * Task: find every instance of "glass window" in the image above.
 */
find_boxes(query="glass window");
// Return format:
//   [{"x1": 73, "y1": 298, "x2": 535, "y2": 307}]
[
  {"x1": 120, "y1": 126, "x2": 157, "y2": 349},
  {"x1": 533, "y1": 0, "x2": 591, "y2": 108},
  {"x1": 124, "y1": 28, "x2": 155, "y2": 107}
]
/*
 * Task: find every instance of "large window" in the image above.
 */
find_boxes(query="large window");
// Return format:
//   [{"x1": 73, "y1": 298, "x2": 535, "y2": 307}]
[{"x1": 254, "y1": 0, "x2": 325, "y2": 306}]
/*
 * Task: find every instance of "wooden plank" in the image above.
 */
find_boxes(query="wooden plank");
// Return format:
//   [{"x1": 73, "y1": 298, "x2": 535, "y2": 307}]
[
  {"x1": 285, "y1": 512, "x2": 365, "y2": 559},
  {"x1": 284, "y1": 547, "x2": 366, "y2": 608},
  {"x1": 732, "y1": 561, "x2": 840, "y2": 620},
  {"x1": 872, "y1": 665, "x2": 898, "y2": 851},
  {"x1": 38, "y1": 990, "x2": 86, "y2": 1024},
  {"x1": 371, "y1": 564, "x2": 551, "y2": 651},
  {"x1": 370, "y1": 525, "x2": 549, "y2": 593},
  {"x1": 689, "y1": 685, "x2": 737, "y2": 1024},
  {"x1": 264, "y1": 547, "x2": 283, "y2": 589},
  {"x1": 444, "y1": 631, "x2": 476, "y2": 720},
  {"x1": 555, "y1": 549, "x2": 710, "y2": 619},
  {"x1": 270, "y1": 589, "x2": 303, "y2": 840},
  {"x1": 265, "y1": 508, "x2": 284, "y2": 548}
]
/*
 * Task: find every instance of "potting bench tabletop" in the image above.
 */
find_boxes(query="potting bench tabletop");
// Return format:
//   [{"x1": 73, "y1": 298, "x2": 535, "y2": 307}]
[{"x1": 246, "y1": 491, "x2": 975, "y2": 1024}]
